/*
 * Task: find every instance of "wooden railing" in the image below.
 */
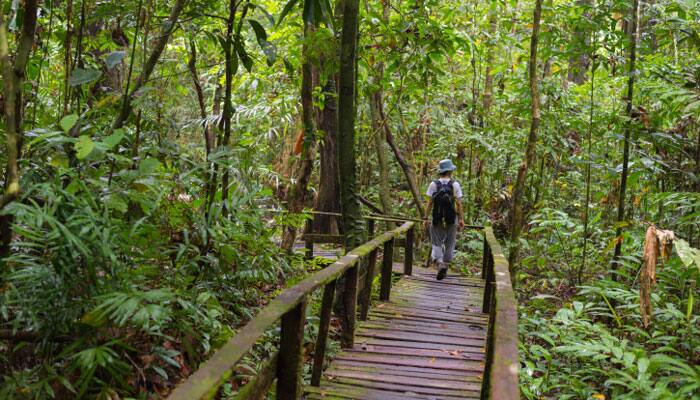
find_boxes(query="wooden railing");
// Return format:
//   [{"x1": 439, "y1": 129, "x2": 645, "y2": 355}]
[
  {"x1": 167, "y1": 221, "x2": 519, "y2": 400},
  {"x1": 481, "y1": 226, "x2": 520, "y2": 400},
  {"x1": 167, "y1": 221, "x2": 416, "y2": 400}
]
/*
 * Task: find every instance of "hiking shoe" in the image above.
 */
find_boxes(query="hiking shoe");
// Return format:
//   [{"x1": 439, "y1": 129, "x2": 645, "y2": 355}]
[{"x1": 437, "y1": 263, "x2": 447, "y2": 280}]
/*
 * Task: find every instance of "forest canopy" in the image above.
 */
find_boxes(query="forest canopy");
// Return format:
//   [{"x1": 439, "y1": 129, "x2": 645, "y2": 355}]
[{"x1": 0, "y1": 0, "x2": 699, "y2": 398}]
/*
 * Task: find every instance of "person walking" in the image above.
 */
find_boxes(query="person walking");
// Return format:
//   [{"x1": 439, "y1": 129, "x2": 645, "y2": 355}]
[{"x1": 423, "y1": 159, "x2": 465, "y2": 280}]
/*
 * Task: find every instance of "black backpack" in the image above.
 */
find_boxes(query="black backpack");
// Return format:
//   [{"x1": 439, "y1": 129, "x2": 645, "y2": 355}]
[{"x1": 431, "y1": 180, "x2": 456, "y2": 225}]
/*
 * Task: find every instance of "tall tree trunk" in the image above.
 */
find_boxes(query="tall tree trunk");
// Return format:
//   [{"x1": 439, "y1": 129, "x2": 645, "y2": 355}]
[
  {"x1": 110, "y1": 0, "x2": 187, "y2": 131},
  {"x1": 337, "y1": 0, "x2": 364, "y2": 348},
  {"x1": 611, "y1": 0, "x2": 641, "y2": 280},
  {"x1": 0, "y1": 0, "x2": 39, "y2": 261},
  {"x1": 507, "y1": 0, "x2": 543, "y2": 280},
  {"x1": 315, "y1": 77, "x2": 340, "y2": 234},
  {"x1": 281, "y1": 21, "x2": 317, "y2": 252}
]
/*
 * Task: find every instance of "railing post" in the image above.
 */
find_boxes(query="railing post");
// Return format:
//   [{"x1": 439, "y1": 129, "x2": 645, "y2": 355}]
[
  {"x1": 367, "y1": 218, "x2": 375, "y2": 239},
  {"x1": 404, "y1": 226, "x2": 414, "y2": 275},
  {"x1": 341, "y1": 264, "x2": 359, "y2": 348},
  {"x1": 311, "y1": 280, "x2": 336, "y2": 386},
  {"x1": 304, "y1": 219, "x2": 314, "y2": 260},
  {"x1": 380, "y1": 238, "x2": 395, "y2": 301},
  {"x1": 482, "y1": 237, "x2": 494, "y2": 314},
  {"x1": 277, "y1": 298, "x2": 307, "y2": 400},
  {"x1": 359, "y1": 248, "x2": 378, "y2": 320}
]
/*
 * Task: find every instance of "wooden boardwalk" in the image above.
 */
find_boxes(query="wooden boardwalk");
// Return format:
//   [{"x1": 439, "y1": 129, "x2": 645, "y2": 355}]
[{"x1": 306, "y1": 266, "x2": 487, "y2": 400}]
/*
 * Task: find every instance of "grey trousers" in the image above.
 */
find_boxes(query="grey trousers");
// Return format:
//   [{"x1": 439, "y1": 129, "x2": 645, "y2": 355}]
[{"x1": 429, "y1": 222, "x2": 457, "y2": 264}]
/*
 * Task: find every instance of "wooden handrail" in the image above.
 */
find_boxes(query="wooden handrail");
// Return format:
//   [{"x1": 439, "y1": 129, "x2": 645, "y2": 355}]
[
  {"x1": 481, "y1": 226, "x2": 520, "y2": 400},
  {"x1": 167, "y1": 221, "x2": 415, "y2": 400}
]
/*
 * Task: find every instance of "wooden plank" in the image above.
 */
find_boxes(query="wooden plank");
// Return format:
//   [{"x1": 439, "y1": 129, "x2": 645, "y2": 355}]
[
  {"x1": 330, "y1": 359, "x2": 483, "y2": 379},
  {"x1": 482, "y1": 226, "x2": 519, "y2": 400},
  {"x1": 327, "y1": 362, "x2": 480, "y2": 382},
  {"x1": 334, "y1": 352, "x2": 485, "y2": 372},
  {"x1": 324, "y1": 369, "x2": 481, "y2": 391},
  {"x1": 322, "y1": 376, "x2": 478, "y2": 397},
  {"x1": 354, "y1": 330, "x2": 485, "y2": 348},
  {"x1": 352, "y1": 337, "x2": 483, "y2": 353},
  {"x1": 347, "y1": 344, "x2": 485, "y2": 361}
]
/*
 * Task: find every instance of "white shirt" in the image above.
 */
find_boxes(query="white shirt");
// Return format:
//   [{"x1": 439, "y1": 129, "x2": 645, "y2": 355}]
[{"x1": 426, "y1": 178, "x2": 463, "y2": 199}]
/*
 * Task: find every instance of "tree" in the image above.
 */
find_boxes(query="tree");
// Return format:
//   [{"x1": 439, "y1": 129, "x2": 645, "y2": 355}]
[
  {"x1": 337, "y1": 0, "x2": 364, "y2": 348},
  {"x1": 0, "y1": 0, "x2": 39, "y2": 260},
  {"x1": 611, "y1": 0, "x2": 641, "y2": 280},
  {"x1": 508, "y1": 0, "x2": 543, "y2": 279}
]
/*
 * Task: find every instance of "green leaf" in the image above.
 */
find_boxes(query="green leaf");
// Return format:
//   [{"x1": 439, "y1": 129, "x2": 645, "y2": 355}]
[
  {"x1": 235, "y1": 39, "x2": 253, "y2": 72},
  {"x1": 60, "y1": 114, "x2": 79, "y2": 132},
  {"x1": 75, "y1": 135, "x2": 95, "y2": 159},
  {"x1": 103, "y1": 129, "x2": 125, "y2": 149},
  {"x1": 248, "y1": 19, "x2": 267, "y2": 42},
  {"x1": 675, "y1": 239, "x2": 700, "y2": 271},
  {"x1": 105, "y1": 51, "x2": 126, "y2": 70},
  {"x1": 276, "y1": 0, "x2": 300, "y2": 27},
  {"x1": 68, "y1": 68, "x2": 102, "y2": 86},
  {"x1": 139, "y1": 158, "x2": 162, "y2": 174},
  {"x1": 248, "y1": 19, "x2": 277, "y2": 65}
]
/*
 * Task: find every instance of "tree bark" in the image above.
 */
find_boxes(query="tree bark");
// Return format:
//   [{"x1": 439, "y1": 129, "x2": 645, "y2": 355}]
[
  {"x1": 337, "y1": 0, "x2": 364, "y2": 348},
  {"x1": 110, "y1": 0, "x2": 187, "y2": 131},
  {"x1": 507, "y1": 0, "x2": 543, "y2": 280},
  {"x1": 315, "y1": 78, "x2": 340, "y2": 234},
  {"x1": 611, "y1": 0, "x2": 641, "y2": 280},
  {"x1": 0, "y1": 0, "x2": 39, "y2": 261}
]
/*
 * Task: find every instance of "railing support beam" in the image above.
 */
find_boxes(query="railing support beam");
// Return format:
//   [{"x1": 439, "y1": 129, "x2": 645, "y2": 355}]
[
  {"x1": 359, "y1": 248, "x2": 378, "y2": 320},
  {"x1": 340, "y1": 264, "x2": 359, "y2": 348},
  {"x1": 311, "y1": 280, "x2": 336, "y2": 386},
  {"x1": 380, "y1": 238, "x2": 394, "y2": 301},
  {"x1": 277, "y1": 297, "x2": 307, "y2": 400},
  {"x1": 404, "y1": 227, "x2": 414, "y2": 275}
]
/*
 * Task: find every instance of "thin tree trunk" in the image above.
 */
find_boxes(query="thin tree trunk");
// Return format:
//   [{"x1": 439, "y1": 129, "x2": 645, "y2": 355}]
[
  {"x1": 62, "y1": 0, "x2": 74, "y2": 115},
  {"x1": 507, "y1": 0, "x2": 543, "y2": 280},
  {"x1": 370, "y1": 92, "x2": 392, "y2": 218},
  {"x1": 0, "y1": 0, "x2": 39, "y2": 261},
  {"x1": 611, "y1": 0, "x2": 641, "y2": 280},
  {"x1": 111, "y1": 0, "x2": 187, "y2": 131},
  {"x1": 221, "y1": 0, "x2": 238, "y2": 217},
  {"x1": 368, "y1": 0, "x2": 392, "y2": 221},
  {"x1": 581, "y1": 31, "x2": 597, "y2": 284},
  {"x1": 482, "y1": 1, "x2": 498, "y2": 115},
  {"x1": 281, "y1": 21, "x2": 317, "y2": 252},
  {"x1": 386, "y1": 107, "x2": 426, "y2": 218}
]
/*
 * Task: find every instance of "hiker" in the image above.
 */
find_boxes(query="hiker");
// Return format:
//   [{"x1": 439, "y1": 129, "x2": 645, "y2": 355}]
[{"x1": 423, "y1": 159, "x2": 465, "y2": 280}]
